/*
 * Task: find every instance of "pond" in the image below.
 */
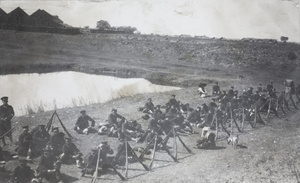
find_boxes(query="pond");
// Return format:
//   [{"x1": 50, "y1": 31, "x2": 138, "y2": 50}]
[{"x1": 0, "y1": 71, "x2": 181, "y2": 116}]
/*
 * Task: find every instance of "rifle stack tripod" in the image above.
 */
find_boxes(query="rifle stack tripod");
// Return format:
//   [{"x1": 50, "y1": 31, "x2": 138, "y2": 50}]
[{"x1": 90, "y1": 127, "x2": 192, "y2": 182}]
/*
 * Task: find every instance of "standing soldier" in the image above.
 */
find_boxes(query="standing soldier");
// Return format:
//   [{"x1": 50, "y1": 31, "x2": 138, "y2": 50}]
[
  {"x1": 32, "y1": 125, "x2": 50, "y2": 156},
  {"x1": 10, "y1": 159, "x2": 35, "y2": 183},
  {"x1": 74, "y1": 110, "x2": 95, "y2": 135},
  {"x1": 0, "y1": 96, "x2": 14, "y2": 146}
]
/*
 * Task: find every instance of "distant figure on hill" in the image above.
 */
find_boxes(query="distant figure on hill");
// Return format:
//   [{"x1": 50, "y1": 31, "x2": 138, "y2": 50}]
[
  {"x1": 74, "y1": 110, "x2": 95, "y2": 135},
  {"x1": 0, "y1": 96, "x2": 15, "y2": 146}
]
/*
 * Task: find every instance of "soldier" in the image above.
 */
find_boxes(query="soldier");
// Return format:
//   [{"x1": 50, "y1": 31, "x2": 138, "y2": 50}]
[
  {"x1": 74, "y1": 110, "x2": 95, "y2": 135},
  {"x1": 82, "y1": 142, "x2": 114, "y2": 176},
  {"x1": 196, "y1": 127, "x2": 216, "y2": 149},
  {"x1": 152, "y1": 105, "x2": 163, "y2": 119},
  {"x1": 0, "y1": 96, "x2": 14, "y2": 146},
  {"x1": 227, "y1": 86, "x2": 235, "y2": 99},
  {"x1": 212, "y1": 82, "x2": 221, "y2": 95},
  {"x1": 198, "y1": 83, "x2": 208, "y2": 97},
  {"x1": 17, "y1": 126, "x2": 33, "y2": 160},
  {"x1": 267, "y1": 81, "x2": 274, "y2": 93},
  {"x1": 166, "y1": 95, "x2": 179, "y2": 112},
  {"x1": 36, "y1": 147, "x2": 62, "y2": 182},
  {"x1": 108, "y1": 109, "x2": 125, "y2": 128},
  {"x1": 165, "y1": 105, "x2": 178, "y2": 118},
  {"x1": 142, "y1": 98, "x2": 155, "y2": 114},
  {"x1": 257, "y1": 83, "x2": 263, "y2": 93},
  {"x1": 48, "y1": 127, "x2": 65, "y2": 156},
  {"x1": 32, "y1": 125, "x2": 50, "y2": 156},
  {"x1": 59, "y1": 137, "x2": 83, "y2": 168},
  {"x1": 186, "y1": 107, "x2": 202, "y2": 125},
  {"x1": 11, "y1": 159, "x2": 35, "y2": 183}
]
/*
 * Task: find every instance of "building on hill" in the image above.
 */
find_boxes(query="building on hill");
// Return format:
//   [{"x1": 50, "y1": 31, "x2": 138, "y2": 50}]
[
  {"x1": 7, "y1": 7, "x2": 29, "y2": 25},
  {"x1": 27, "y1": 9, "x2": 64, "y2": 28},
  {"x1": 0, "y1": 8, "x2": 8, "y2": 24}
]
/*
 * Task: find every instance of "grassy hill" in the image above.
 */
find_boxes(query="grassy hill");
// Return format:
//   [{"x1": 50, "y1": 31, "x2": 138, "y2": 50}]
[{"x1": 0, "y1": 30, "x2": 299, "y2": 87}]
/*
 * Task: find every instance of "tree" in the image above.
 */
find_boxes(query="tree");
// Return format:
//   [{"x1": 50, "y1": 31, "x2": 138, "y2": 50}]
[
  {"x1": 280, "y1": 36, "x2": 288, "y2": 42},
  {"x1": 96, "y1": 20, "x2": 111, "y2": 30}
]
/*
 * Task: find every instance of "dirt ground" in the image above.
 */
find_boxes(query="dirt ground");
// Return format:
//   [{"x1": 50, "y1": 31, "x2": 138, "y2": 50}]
[{"x1": 1, "y1": 30, "x2": 300, "y2": 183}]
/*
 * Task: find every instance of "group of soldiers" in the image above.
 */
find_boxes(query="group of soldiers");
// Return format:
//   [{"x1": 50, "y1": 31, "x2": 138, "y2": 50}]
[{"x1": 1, "y1": 79, "x2": 299, "y2": 183}]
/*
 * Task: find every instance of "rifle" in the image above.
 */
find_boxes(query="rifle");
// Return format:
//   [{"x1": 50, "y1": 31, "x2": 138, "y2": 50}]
[
  {"x1": 0, "y1": 122, "x2": 19, "y2": 139},
  {"x1": 91, "y1": 148, "x2": 101, "y2": 183},
  {"x1": 149, "y1": 135, "x2": 157, "y2": 169},
  {"x1": 110, "y1": 164, "x2": 126, "y2": 181}
]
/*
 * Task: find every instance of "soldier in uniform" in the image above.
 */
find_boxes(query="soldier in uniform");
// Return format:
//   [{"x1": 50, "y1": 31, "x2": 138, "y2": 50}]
[
  {"x1": 17, "y1": 126, "x2": 33, "y2": 160},
  {"x1": 32, "y1": 125, "x2": 50, "y2": 156},
  {"x1": 36, "y1": 147, "x2": 62, "y2": 182},
  {"x1": 0, "y1": 96, "x2": 14, "y2": 146},
  {"x1": 108, "y1": 109, "x2": 125, "y2": 128},
  {"x1": 11, "y1": 159, "x2": 35, "y2": 183},
  {"x1": 227, "y1": 86, "x2": 235, "y2": 99},
  {"x1": 82, "y1": 142, "x2": 114, "y2": 176},
  {"x1": 142, "y1": 98, "x2": 155, "y2": 114},
  {"x1": 166, "y1": 95, "x2": 179, "y2": 113},
  {"x1": 196, "y1": 127, "x2": 216, "y2": 149},
  {"x1": 59, "y1": 137, "x2": 83, "y2": 168},
  {"x1": 74, "y1": 110, "x2": 95, "y2": 134},
  {"x1": 212, "y1": 82, "x2": 221, "y2": 95},
  {"x1": 48, "y1": 127, "x2": 65, "y2": 156}
]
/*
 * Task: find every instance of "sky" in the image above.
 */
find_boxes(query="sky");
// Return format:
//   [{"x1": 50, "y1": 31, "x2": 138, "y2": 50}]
[{"x1": 0, "y1": 0, "x2": 299, "y2": 42}]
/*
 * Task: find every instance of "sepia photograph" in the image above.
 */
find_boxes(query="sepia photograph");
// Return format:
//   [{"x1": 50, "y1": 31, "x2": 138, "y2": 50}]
[{"x1": 0, "y1": 0, "x2": 299, "y2": 182}]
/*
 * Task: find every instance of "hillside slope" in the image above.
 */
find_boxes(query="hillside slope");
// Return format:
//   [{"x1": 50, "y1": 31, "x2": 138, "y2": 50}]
[{"x1": 0, "y1": 30, "x2": 299, "y2": 86}]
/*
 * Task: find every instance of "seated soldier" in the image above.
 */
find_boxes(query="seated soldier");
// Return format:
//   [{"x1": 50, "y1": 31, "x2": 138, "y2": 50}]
[
  {"x1": 197, "y1": 109, "x2": 213, "y2": 128},
  {"x1": 152, "y1": 105, "x2": 164, "y2": 119},
  {"x1": 36, "y1": 147, "x2": 62, "y2": 182},
  {"x1": 198, "y1": 83, "x2": 208, "y2": 97},
  {"x1": 16, "y1": 126, "x2": 34, "y2": 160},
  {"x1": 169, "y1": 113, "x2": 193, "y2": 133},
  {"x1": 166, "y1": 94, "x2": 179, "y2": 113},
  {"x1": 178, "y1": 102, "x2": 193, "y2": 116},
  {"x1": 108, "y1": 109, "x2": 125, "y2": 127},
  {"x1": 212, "y1": 82, "x2": 221, "y2": 95},
  {"x1": 11, "y1": 159, "x2": 35, "y2": 183},
  {"x1": 165, "y1": 105, "x2": 178, "y2": 118},
  {"x1": 266, "y1": 81, "x2": 274, "y2": 93},
  {"x1": 118, "y1": 120, "x2": 139, "y2": 142},
  {"x1": 81, "y1": 142, "x2": 114, "y2": 176},
  {"x1": 33, "y1": 125, "x2": 50, "y2": 156},
  {"x1": 257, "y1": 84, "x2": 263, "y2": 93},
  {"x1": 48, "y1": 127, "x2": 65, "y2": 156},
  {"x1": 186, "y1": 107, "x2": 202, "y2": 125},
  {"x1": 196, "y1": 127, "x2": 216, "y2": 149},
  {"x1": 59, "y1": 137, "x2": 83, "y2": 168},
  {"x1": 227, "y1": 86, "x2": 235, "y2": 99},
  {"x1": 142, "y1": 98, "x2": 155, "y2": 114},
  {"x1": 74, "y1": 110, "x2": 95, "y2": 135}
]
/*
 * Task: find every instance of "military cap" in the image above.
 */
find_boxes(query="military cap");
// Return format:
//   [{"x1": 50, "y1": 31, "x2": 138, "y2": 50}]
[
  {"x1": 22, "y1": 126, "x2": 29, "y2": 130},
  {"x1": 39, "y1": 124, "x2": 46, "y2": 128},
  {"x1": 171, "y1": 94, "x2": 176, "y2": 97},
  {"x1": 215, "y1": 82, "x2": 218, "y2": 84},
  {"x1": 1, "y1": 96, "x2": 8, "y2": 101},
  {"x1": 112, "y1": 108, "x2": 117, "y2": 112},
  {"x1": 156, "y1": 105, "x2": 161, "y2": 107},
  {"x1": 80, "y1": 110, "x2": 86, "y2": 114},
  {"x1": 148, "y1": 98, "x2": 152, "y2": 100},
  {"x1": 230, "y1": 86, "x2": 234, "y2": 89}
]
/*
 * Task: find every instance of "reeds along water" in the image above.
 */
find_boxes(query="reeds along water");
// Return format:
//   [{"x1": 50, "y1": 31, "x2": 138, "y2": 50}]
[{"x1": 0, "y1": 71, "x2": 181, "y2": 116}]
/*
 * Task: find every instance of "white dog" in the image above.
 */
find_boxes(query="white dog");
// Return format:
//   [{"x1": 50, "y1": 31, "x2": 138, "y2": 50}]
[{"x1": 227, "y1": 134, "x2": 239, "y2": 149}]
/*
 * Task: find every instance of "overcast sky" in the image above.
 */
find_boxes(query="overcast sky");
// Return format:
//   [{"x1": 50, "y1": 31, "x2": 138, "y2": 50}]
[{"x1": 0, "y1": 0, "x2": 299, "y2": 42}]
